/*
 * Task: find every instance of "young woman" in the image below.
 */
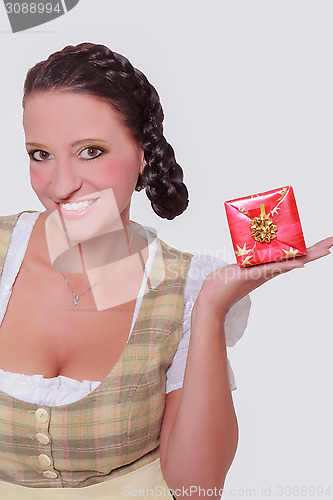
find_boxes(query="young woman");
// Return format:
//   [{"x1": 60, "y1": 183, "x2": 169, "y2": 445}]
[{"x1": 0, "y1": 42, "x2": 331, "y2": 499}]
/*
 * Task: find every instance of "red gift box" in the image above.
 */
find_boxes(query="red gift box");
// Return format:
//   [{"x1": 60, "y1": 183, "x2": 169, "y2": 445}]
[{"x1": 224, "y1": 186, "x2": 307, "y2": 267}]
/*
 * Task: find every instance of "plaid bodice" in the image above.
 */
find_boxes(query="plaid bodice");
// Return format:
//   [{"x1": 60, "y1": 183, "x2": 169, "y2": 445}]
[{"x1": 0, "y1": 211, "x2": 193, "y2": 488}]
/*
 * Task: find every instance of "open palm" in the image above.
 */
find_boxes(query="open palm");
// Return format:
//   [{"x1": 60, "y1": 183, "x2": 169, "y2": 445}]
[{"x1": 194, "y1": 237, "x2": 333, "y2": 321}]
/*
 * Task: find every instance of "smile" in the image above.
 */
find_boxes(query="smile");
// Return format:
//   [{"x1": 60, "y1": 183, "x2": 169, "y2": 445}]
[
  {"x1": 58, "y1": 197, "x2": 100, "y2": 220},
  {"x1": 60, "y1": 198, "x2": 98, "y2": 211}
]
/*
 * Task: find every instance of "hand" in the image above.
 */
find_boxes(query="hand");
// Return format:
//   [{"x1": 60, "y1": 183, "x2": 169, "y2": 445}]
[{"x1": 194, "y1": 237, "x2": 333, "y2": 322}]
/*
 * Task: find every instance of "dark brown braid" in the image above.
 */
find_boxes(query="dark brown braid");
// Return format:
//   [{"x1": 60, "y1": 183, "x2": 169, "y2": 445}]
[{"x1": 23, "y1": 42, "x2": 189, "y2": 220}]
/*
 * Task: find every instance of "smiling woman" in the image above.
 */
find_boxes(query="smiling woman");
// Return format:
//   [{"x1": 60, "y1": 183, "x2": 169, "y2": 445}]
[
  {"x1": 0, "y1": 42, "x2": 331, "y2": 499},
  {"x1": 23, "y1": 91, "x2": 147, "y2": 245}
]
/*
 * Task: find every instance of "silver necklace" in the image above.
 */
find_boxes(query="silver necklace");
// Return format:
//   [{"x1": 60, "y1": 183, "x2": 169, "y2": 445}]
[{"x1": 45, "y1": 219, "x2": 133, "y2": 306}]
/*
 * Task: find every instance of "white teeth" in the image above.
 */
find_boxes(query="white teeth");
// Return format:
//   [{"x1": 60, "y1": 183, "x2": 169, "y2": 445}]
[{"x1": 60, "y1": 199, "x2": 96, "y2": 211}]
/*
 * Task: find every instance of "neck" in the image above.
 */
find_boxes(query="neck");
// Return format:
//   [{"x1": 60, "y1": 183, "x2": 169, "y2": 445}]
[{"x1": 43, "y1": 210, "x2": 133, "y2": 275}]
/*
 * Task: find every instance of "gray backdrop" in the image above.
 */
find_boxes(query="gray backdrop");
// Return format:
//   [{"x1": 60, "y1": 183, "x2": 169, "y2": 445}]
[{"x1": 0, "y1": 1, "x2": 332, "y2": 499}]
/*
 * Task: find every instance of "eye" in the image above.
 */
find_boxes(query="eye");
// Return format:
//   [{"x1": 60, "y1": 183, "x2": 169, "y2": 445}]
[
  {"x1": 28, "y1": 150, "x2": 52, "y2": 162},
  {"x1": 78, "y1": 147, "x2": 104, "y2": 160}
]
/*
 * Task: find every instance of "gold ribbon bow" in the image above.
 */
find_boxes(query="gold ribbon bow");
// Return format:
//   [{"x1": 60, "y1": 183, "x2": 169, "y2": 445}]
[{"x1": 250, "y1": 204, "x2": 278, "y2": 243}]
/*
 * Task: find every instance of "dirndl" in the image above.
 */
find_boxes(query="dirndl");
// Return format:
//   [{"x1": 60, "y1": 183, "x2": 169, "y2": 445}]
[{"x1": 0, "y1": 458, "x2": 174, "y2": 499}]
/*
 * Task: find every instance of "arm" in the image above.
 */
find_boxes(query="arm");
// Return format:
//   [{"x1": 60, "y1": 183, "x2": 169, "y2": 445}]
[
  {"x1": 160, "y1": 237, "x2": 333, "y2": 499},
  {"x1": 160, "y1": 305, "x2": 237, "y2": 499}
]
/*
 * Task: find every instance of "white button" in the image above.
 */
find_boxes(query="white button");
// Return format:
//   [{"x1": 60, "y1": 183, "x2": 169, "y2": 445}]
[
  {"x1": 35, "y1": 409, "x2": 49, "y2": 424},
  {"x1": 38, "y1": 454, "x2": 52, "y2": 467},
  {"x1": 36, "y1": 433, "x2": 50, "y2": 445},
  {"x1": 43, "y1": 471, "x2": 58, "y2": 479}
]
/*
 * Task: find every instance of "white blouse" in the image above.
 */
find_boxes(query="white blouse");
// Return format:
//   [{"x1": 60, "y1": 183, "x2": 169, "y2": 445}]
[{"x1": 0, "y1": 212, "x2": 251, "y2": 406}]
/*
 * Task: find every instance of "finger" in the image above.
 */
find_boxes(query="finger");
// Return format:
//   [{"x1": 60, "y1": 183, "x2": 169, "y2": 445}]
[
  {"x1": 300, "y1": 240, "x2": 332, "y2": 264},
  {"x1": 305, "y1": 236, "x2": 333, "y2": 253},
  {"x1": 245, "y1": 237, "x2": 333, "y2": 276}
]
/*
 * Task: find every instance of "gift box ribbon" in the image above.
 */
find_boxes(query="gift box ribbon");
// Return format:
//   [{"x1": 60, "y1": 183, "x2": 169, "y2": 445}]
[{"x1": 225, "y1": 186, "x2": 307, "y2": 266}]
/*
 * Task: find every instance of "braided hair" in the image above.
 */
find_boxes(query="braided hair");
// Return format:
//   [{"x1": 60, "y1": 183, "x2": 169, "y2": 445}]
[{"x1": 23, "y1": 42, "x2": 189, "y2": 220}]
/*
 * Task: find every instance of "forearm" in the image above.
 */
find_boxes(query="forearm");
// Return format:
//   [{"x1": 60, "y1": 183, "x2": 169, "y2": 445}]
[{"x1": 161, "y1": 303, "x2": 238, "y2": 496}]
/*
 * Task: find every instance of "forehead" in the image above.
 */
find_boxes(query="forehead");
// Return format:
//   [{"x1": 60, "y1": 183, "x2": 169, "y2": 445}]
[{"x1": 23, "y1": 90, "x2": 132, "y2": 144}]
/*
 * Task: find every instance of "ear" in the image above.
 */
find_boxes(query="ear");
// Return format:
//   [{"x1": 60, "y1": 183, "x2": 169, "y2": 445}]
[{"x1": 139, "y1": 148, "x2": 146, "y2": 174}]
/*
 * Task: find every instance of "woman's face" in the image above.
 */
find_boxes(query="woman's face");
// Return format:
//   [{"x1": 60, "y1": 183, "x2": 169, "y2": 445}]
[{"x1": 23, "y1": 90, "x2": 145, "y2": 241}]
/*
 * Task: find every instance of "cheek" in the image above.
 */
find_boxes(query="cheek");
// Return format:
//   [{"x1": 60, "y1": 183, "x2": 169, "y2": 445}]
[
  {"x1": 30, "y1": 166, "x2": 47, "y2": 194},
  {"x1": 94, "y1": 157, "x2": 139, "y2": 186}
]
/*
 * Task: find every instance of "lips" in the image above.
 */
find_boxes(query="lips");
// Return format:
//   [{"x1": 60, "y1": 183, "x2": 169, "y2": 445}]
[
  {"x1": 60, "y1": 198, "x2": 97, "y2": 211},
  {"x1": 58, "y1": 198, "x2": 99, "y2": 219}
]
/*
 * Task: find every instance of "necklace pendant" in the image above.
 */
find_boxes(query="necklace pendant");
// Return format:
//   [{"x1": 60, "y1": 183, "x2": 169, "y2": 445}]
[{"x1": 73, "y1": 294, "x2": 79, "y2": 306}]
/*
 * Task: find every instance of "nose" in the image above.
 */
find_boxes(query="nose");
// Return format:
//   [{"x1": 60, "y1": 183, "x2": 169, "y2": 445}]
[{"x1": 51, "y1": 158, "x2": 82, "y2": 201}]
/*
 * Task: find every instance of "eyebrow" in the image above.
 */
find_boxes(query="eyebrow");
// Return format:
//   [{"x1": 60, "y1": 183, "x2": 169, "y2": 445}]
[{"x1": 26, "y1": 139, "x2": 108, "y2": 148}]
